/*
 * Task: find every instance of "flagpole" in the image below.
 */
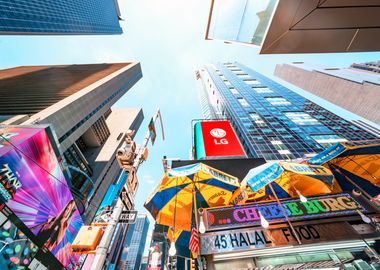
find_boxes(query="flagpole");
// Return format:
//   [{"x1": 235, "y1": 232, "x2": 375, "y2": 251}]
[
  {"x1": 268, "y1": 182, "x2": 302, "y2": 245},
  {"x1": 192, "y1": 182, "x2": 202, "y2": 270}
]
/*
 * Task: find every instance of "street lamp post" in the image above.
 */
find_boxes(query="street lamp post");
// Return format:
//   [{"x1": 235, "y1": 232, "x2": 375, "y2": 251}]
[{"x1": 90, "y1": 109, "x2": 164, "y2": 270}]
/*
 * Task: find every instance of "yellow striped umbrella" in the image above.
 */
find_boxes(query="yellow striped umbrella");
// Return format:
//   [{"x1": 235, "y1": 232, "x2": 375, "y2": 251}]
[{"x1": 144, "y1": 163, "x2": 239, "y2": 231}]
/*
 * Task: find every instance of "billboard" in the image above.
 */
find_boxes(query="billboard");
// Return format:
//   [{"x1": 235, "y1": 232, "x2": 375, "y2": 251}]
[
  {"x1": 194, "y1": 120, "x2": 245, "y2": 159},
  {"x1": 0, "y1": 126, "x2": 83, "y2": 269},
  {"x1": 0, "y1": 210, "x2": 39, "y2": 269},
  {"x1": 204, "y1": 193, "x2": 366, "y2": 231}
]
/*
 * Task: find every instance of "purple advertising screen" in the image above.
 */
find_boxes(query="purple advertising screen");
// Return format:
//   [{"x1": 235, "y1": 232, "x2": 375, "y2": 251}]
[{"x1": 0, "y1": 127, "x2": 83, "y2": 269}]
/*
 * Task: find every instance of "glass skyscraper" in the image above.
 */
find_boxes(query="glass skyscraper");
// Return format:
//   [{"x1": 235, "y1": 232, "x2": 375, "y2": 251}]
[
  {"x1": 119, "y1": 214, "x2": 150, "y2": 270},
  {"x1": 197, "y1": 62, "x2": 377, "y2": 161},
  {"x1": 0, "y1": 0, "x2": 122, "y2": 34}
]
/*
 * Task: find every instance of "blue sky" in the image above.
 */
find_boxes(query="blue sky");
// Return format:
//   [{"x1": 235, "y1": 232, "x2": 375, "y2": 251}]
[{"x1": 1, "y1": 0, "x2": 380, "y2": 220}]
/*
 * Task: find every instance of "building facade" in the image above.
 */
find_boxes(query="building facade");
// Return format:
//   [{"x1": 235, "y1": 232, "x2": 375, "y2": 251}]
[
  {"x1": 274, "y1": 62, "x2": 380, "y2": 126},
  {"x1": 351, "y1": 120, "x2": 380, "y2": 138},
  {"x1": 0, "y1": 0, "x2": 122, "y2": 34},
  {"x1": 351, "y1": 61, "x2": 380, "y2": 74},
  {"x1": 197, "y1": 62, "x2": 377, "y2": 161},
  {"x1": 118, "y1": 214, "x2": 150, "y2": 270},
  {"x1": 0, "y1": 63, "x2": 144, "y2": 223},
  {"x1": 205, "y1": 0, "x2": 380, "y2": 53}
]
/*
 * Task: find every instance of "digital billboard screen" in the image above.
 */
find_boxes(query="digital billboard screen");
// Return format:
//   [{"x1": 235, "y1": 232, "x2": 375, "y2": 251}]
[
  {"x1": 194, "y1": 120, "x2": 246, "y2": 159},
  {"x1": 0, "y1": 210, "x2": 39, "y2": 270},
  {"x1": 0, "y1": 126, "x2": 83, "y2": 269}
]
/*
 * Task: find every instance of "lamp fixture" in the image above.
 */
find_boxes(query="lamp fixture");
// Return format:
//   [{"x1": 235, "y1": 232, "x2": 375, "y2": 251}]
[
  {"x1": 357, "y1": 210, "x2": 371, "y2": 224},
  {"x1": 295, "y1": 189, "x2": 307, "y2": 203},
  {"x1": 169, "y1": 240, "x2": 176, "y2": 256},
  {"x1": 198, "y1": 208, "x2": 206, "y2": 234},
  {"x1": 258, "y1": 210, "x2": 269, "y2": 228}
]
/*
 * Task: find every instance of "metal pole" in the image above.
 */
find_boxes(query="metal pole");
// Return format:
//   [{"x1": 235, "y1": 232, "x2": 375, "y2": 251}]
[
  {"x1": 90, "y1": 109, "x2": 164, "y2": 270},
  {"x1": 268, "y1": 182, "x2": 302, "y2": 245}
]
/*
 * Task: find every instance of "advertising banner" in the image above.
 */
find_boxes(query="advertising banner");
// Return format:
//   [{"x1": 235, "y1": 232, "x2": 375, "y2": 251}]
[
  {"x1": 0, "y1": 126, "x2": 83, "y2": 269},
  {"x1": 194, "y1": 120, "x2": 245, "y2": 159},
  {"x1": 205, "y1": 193, "x2": 365, "y2": 231},
  {"x1": 200, "y1": 222, "x2": 359, "y2": 255},
  {"x1": 308, "y1": 143, "x2": 346, "y2": 165}
]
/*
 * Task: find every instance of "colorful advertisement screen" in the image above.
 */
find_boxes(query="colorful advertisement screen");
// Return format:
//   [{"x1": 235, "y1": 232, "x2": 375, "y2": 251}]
[
  {"x1": 0, "y1": 210, "x2": 39, "y2": 270},
  {"x1": 0, "y1": 127, "x2": 83, "y2": 269},
  {"x1": 194, "y1": 120, "x2": 246, "y2": 159}
]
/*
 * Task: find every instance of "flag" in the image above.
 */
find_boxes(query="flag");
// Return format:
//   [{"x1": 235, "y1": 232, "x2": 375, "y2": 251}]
[{"x1": 189, "y1": 227, "x2": 199, "y2": 255}]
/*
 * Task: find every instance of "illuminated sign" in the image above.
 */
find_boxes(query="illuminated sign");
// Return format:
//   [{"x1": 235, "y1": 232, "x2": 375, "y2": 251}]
[
  {"x1": 0, "y1": 163, "x2": 22, "y2": 202},
  {"x1": 0, "y1": 126, "x2": 83, "y2": 269},
  {"x1": 205, "y1": 193, "x2": 365, "y2": 231},
  {"x1": 200, "y1": 222, "x2": 359, "y2": 255},
  {"x1": 194, "y1": 120, "x2": 245, "y2": 159}
]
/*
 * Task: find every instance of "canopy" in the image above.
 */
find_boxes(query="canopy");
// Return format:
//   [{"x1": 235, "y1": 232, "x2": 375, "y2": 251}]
[
  {"x1": 231, "y1": 161, "x2": 340, "y2": 204},
  {"x1": 308, "y1": 140, "x2": 380, "y2": 197},
  {"x1": 144, "y1": 163, "x2": 239, "y2": 231}
]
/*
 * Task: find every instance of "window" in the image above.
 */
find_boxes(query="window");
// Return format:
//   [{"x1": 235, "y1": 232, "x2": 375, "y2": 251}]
[
  {"x1": 230, "y1": 88, "x2": 239, "y2": 94},
  {"x1": 250, "y1": 112, "x2": 266, "y2": 127},
  {"x1": 266, "y1": 97, "x2": 291, "y2": 106},
  {"x1": 253, "y1": 87, "x2": 273, "y2": 94},
  {"x1": 225, "y1": 81, "x2": 232, "y2": 87},
  {"x1": 268, "y1": 137, "x2": 294, "y2": 159},
  {"x1": 220, "y1": 75, "x2": 227, "y2": 81},
  {"x1": 285, "y1": 112, "x2": 320, "y2": 125},
  {"x1": 238, "y1": 98, "x2": 249, "y2": 107},
  {"x1": 311, "y1": 134, "x2": 347, "y2": 148},
  {"x1": 249, "y1": 112, "x2": 260, "y2": 121},
  {"x1": 238, "y1": 74, "x2": 251, "y2": 80},
  {"x1": 244, "y1": 79, "x2": 260, "y2": 86}
]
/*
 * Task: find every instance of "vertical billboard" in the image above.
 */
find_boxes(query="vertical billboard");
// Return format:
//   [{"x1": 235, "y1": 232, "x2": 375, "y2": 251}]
[
  {"x1": 194, "y1": 120, "x2": 246, "y2": 159},
  {"x1": 0, "y1": 126, "x2": 83, "y2": 269}
]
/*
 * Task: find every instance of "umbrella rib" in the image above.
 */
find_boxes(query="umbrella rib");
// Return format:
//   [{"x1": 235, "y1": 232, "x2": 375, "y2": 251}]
[{"x1": 339, "y1": 155, "x2": 377, "y2": 180}]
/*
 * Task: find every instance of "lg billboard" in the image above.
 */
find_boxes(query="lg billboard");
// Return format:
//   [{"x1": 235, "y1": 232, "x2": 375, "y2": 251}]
[{"x1": 194, "y1": 120, "x2": 246, "y2": 159}]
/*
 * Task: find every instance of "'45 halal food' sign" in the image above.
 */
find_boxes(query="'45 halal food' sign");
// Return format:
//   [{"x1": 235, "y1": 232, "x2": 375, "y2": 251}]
[{"x1": 205, "y1": 193, "x2": 366, "y2": 231}]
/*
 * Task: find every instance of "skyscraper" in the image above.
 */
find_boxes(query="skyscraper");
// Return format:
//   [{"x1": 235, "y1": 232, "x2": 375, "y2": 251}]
[
  {"x1": 0, "y1": 0, "x2": 122, "y2": 34},
  {"x1": 205, "y1": 0, "x2": 380, "y2": 53},
  {"x1": 197, "y1": 62, "x2": 377, "y2": 161},
  {"x1": 274, "y1": 62, "x2": 380, "y2": 126},
  {"x1": 119, "y1": 214, "x2": 150, "y2": 270},
  {"x1": 0, "y1": 63, "x2": 144, "y2": 223}
]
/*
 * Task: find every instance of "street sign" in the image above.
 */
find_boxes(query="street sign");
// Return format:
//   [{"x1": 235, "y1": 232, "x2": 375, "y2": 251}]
[
  {"x1": 120, "y1": 187, "x2": 133, "y2": 210},
  {"x1": 119, "y1": 210, "x2": 138, "y2": 224}
]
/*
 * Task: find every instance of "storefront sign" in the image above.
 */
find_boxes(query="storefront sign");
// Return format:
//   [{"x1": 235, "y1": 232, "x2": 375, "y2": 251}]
[
  {"x1": 205, "y1": 193, "x2": 365, "y2": 231},
  {"x1": 194, "y1": 120, "x2": 245, "y2": 159},
  {"x1": 200, "y1": 222, "x2": 358, "y2": 255}
]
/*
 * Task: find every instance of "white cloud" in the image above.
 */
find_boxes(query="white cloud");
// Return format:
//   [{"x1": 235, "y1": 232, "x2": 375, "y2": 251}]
[{"x1": 144, "y1": 175, "x2": 155, "y2": 184}]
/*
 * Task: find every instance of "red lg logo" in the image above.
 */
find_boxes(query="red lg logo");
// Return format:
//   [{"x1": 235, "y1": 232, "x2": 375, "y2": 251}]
[{"x1": 210, "y1": 128, "x2": 228, "y2": 145}]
